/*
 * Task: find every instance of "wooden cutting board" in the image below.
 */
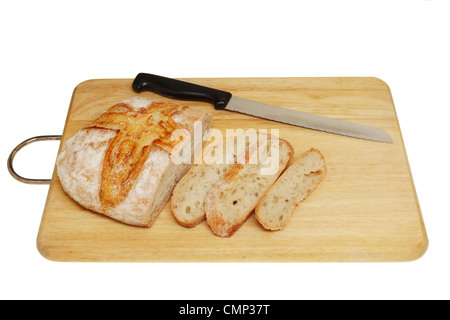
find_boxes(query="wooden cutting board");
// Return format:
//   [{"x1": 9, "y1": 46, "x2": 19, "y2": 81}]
[{"x1": 36, "y1": 77, "x2": 428, "y2": 262}]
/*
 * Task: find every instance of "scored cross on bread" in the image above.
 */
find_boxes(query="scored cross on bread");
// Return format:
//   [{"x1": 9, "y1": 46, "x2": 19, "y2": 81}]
[{"x1": 91, "y1": 101, "x2": 187, "y2": 209}]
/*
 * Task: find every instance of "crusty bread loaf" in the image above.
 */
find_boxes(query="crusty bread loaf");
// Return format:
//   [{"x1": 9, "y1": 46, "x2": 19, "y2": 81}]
[
  {"x1": 56, "y1": 97, "x2": 212, "y2": 227},
  {"x1": 205, "y1": 137, "x2": 294, "y2": 237},
  {"x1": 255, "y1": 148, "x2": 326, "y2": 231}
]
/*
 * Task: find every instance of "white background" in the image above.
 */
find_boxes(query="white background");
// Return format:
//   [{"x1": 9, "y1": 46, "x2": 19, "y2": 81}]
[{"x1": 1, "y1": 0, "x2": 449, "y2": 300}]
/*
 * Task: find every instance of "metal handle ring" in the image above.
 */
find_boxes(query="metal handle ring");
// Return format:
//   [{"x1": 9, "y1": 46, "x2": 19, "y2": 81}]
[{"x1": 7, "y1": 135, "x2": 62, "y2": 185}]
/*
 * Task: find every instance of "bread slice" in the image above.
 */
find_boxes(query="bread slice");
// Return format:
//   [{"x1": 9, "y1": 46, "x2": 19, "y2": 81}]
[
  {"x1": 171, "y1": 139, "x2": 235, "y2": 227},
  {"x1": 205, "y1": 137, "x2": 294, "y2": 237},
  {"x1": 56, "y1": 97, "x2": 212, "y2": 227},
  {"x1": 255, "y1": 148, "x2": 326, "y2": 231},
  {"x1": 171, "y1": 131, "x2": 261, "y2": 227}
]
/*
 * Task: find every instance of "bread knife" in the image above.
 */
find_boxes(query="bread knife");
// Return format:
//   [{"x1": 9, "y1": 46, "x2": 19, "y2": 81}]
[{"x1": 132, "y1": 73, "x2": 393, "y2": 143}]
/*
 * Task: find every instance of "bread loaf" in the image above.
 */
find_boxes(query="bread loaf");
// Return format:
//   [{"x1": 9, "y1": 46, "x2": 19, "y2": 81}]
[
  {"x1": 255, "y1": 148, "x2": 326, "y2": 230},
  {"x1": 205, "y1": 136, "x2": 294, "y2": 237},
  {"x1": 56, "y1": 97, "x2": 212, "y2": 227}
]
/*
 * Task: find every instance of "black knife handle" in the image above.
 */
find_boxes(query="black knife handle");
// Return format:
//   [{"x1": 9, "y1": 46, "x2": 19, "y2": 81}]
[{"x1": 132, "y1": 73, "x2": 232, "y2": 110}]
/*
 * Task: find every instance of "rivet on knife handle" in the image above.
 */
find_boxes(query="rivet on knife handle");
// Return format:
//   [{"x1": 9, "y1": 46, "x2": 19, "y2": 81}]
[{"x1": 132, "y1": 73, "x2": 232, "y2": 110}]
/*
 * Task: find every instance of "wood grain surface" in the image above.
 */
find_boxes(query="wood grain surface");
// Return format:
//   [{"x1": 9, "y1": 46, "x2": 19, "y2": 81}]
[{"x1": 36, "y1": 77, "x2": 428, "y2": 262}]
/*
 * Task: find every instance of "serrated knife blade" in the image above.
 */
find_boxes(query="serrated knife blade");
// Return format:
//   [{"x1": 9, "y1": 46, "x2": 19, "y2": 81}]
[{"x1": 225, "y1": 96, "x2": 392, "y2": 143}]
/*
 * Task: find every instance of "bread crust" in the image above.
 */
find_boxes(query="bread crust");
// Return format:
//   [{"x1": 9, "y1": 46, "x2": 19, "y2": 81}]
[
  {"x1": 56, "y1": 97, "x2": 212, "y2": 227},
  {"x1": 205, "y1": 138, "x2": 294, "y2": 237}
]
